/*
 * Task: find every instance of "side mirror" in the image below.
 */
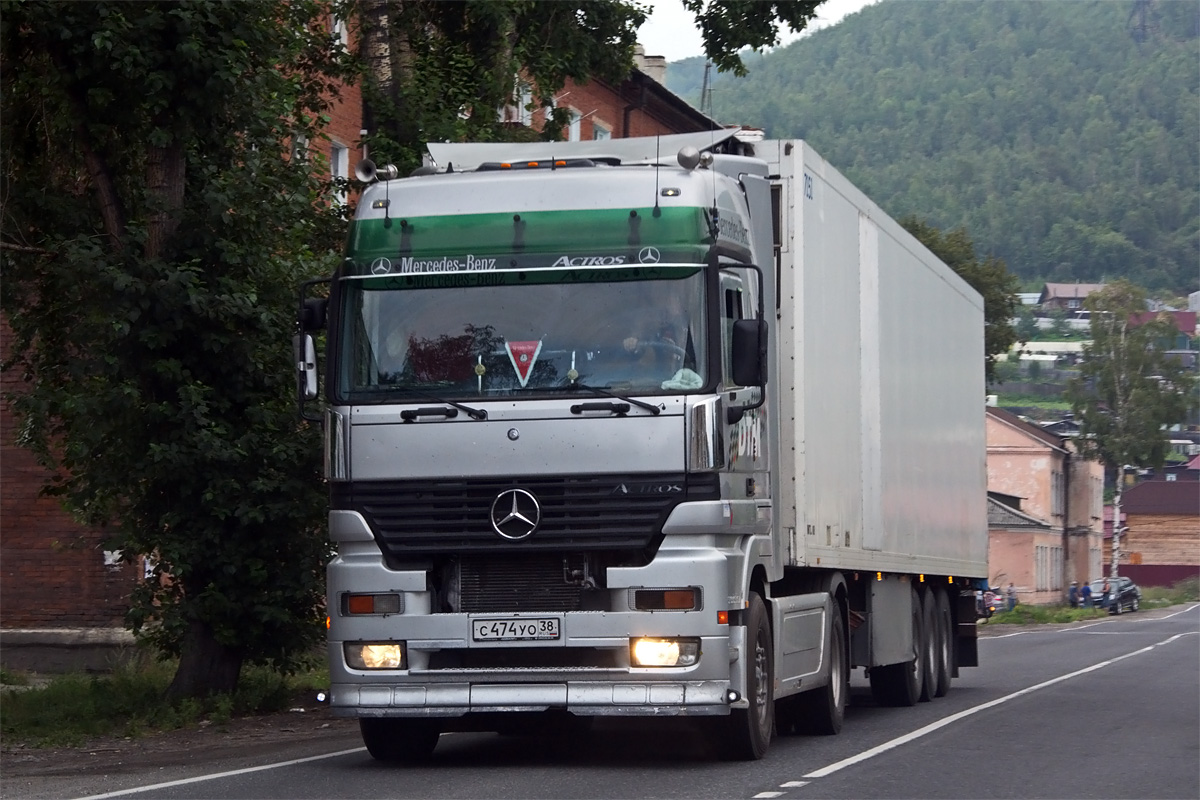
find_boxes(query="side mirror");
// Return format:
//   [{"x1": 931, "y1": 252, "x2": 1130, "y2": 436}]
[
  {"x1": 300, "y1": 297, "x2": 328, "y2": 332},
  {"x1": 295, "y1": 333, "x2": 318, "y2": 401},
  {"x1": 731, "y1": 318, "x2": 767, "y2": 387}
]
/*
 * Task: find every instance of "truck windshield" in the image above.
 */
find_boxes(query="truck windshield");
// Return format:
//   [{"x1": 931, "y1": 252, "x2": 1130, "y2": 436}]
[{"x1": 336, "y1": 266, "x2": 708, "y2": 402}]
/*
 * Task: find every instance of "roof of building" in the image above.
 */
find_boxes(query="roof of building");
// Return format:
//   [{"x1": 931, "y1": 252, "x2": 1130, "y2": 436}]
[
  {"x1": 1038, "y1": 283, "x2": 1106, "y2": 303},
  {"x1": 987, "y1": 406, "x2": 1067, "y2": 453},
  {"x1": 1123, "y1": 480, "x2": 1200, "y2": 516},
  {"x1": 1128, "y1": 310, "x2": 1197, "y2": 334},
  {"x1": 988, "y1": 496, "x2": 1052, "y2": 530}
]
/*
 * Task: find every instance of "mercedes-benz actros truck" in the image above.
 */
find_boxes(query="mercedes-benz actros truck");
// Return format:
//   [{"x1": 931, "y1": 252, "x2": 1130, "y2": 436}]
[{"x1": 296, "y1": 131, "x2": 988, "y2": 762}]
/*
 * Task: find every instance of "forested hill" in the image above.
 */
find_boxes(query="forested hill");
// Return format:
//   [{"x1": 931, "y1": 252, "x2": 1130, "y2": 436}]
[{"x1": 665, "y1": 0, "x2": 1198, "y2": 294}]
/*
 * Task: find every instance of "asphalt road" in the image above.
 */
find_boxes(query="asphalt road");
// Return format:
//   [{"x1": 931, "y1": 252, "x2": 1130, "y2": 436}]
[{"x1": 22, "y1": 605, "x2": 1200, "y2": 800}]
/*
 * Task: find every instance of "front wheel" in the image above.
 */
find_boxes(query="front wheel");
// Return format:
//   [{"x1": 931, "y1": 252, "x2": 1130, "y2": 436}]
[
  {"x1": 360, "y1": 718, "x2": 441, "y2": 763},
  {"x1": 788, "y1": 600, "x2": 848, "y2": 735},
  {"x1": 1131, "y1": 596, "x2": 1140, "y2": 612},
  {"x1": 722, "y1": 593, "x2": 774, "y2": 760}
]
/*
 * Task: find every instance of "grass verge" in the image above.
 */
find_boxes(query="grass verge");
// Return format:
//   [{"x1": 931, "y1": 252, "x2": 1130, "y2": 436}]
[
  {"x1": 988, "y1": 576, "x2": 1199, "y2": 625},
  {"x1": 0, "y1": 653, "x2": 328, "y2": 748}
]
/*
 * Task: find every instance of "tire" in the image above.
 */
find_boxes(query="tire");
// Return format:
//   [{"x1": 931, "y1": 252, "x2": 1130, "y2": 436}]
[
  {"x1": 933, "y1": 588, "x2": 953, "y2": 698},
  {"x1": 1131, "y1": 596, "x2": 1140, "y2": 612},
  {"x1": 359, "y1": 718, "x2": 441, "y2": 763},
  {"x1": 868, "y1": 586, "x2": 922, "y2": 708},
  {"x1": 1110, "y1": 599, "x2": 1121, "y2": 616},
  {"x1": 723, "y1": 593, "x2": 774, "y2": 760},
  {"x1": 791, "y1": 600, "x2": 848, "y2": 735},
  {"x1": 918, "y1": 589, "x2": 936, "y2": 702}
]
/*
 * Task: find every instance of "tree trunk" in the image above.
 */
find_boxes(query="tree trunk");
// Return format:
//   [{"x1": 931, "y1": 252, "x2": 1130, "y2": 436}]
[
  {"x1": 144, "y1": 143, "x2": 186, "y2": 261},
  {"x1": 1110, "y1": 464, "x2": 1124, "y2": 581},
  {"x1": 165, "y1": 618, "x2": 244, "y2": 702}
]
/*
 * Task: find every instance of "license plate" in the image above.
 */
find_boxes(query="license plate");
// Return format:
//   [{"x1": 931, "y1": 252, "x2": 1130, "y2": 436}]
[{"x1": 472, "y1": 617, "x2": 560, "y2": 642}]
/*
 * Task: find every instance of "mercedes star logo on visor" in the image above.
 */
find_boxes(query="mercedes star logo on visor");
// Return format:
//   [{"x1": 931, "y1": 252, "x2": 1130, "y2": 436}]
[{"x1": 490, "y1": 488, "x2": 541, "y2": 540}]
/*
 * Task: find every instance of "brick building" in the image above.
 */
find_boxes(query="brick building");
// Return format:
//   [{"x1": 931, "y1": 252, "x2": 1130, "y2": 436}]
[{"x1": 1, "y1": 42, "x2": 717, "y2": 671}]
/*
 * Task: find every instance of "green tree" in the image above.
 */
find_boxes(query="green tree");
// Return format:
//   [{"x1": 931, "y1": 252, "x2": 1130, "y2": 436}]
[
  {"x1": 357, "y1": 0, "x2": 650, "y2": 173},
  {"x1": 900, "y1": 218, "x2": 1020, "y2": 383},
  {"x1": 1066, "y1": 280, "x2": 1196, "y2": 580},
  {"x1": 1, "y1": 1, "x2": 353, "y2": 699},
  {"x1": 355, "y1": 0, "x2": 832, "y2": 172},
  {"x1": 681, "y1": 0, "x2": 824, "y2": 75}
]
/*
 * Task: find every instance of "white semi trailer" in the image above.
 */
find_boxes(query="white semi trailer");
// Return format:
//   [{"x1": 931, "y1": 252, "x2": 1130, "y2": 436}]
[{"x1": 296, "y1": 131, "x2": 988, "y2": 762}]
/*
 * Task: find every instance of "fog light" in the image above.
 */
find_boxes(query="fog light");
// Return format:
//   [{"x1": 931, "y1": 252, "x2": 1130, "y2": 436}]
[
  {"x1": 344, "y1": 642, "x2": 405, "y2": 670},
  {"x1": 630, "y1": 638, "x2": 700, "y2": 667}
]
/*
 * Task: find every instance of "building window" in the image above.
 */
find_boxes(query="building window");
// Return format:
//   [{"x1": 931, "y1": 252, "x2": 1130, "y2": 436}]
[
  {"x1": 1051, "y1": 470, "x2": 1064, "y2": 517},
  {"x1": 331, "y1": 142, "x2": 349, "y2": 206},
  {"x1": 593, "y1": 123, "x2": 611, "y2": 141},
  {"x1": 331, "y1": 13, "x2": 349, "y2": 48},
  {"x1": 291, "y1": 133, "x2": 309, "y2": 165},
  {"x1": 499, "y1": 80, "x2": 535, "y2": 127},
  {"x1": 567, "y1": 109, "x2": 582, "y2": 142}
]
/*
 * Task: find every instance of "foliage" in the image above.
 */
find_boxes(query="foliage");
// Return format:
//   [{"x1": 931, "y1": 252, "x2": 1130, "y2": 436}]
[
  {"x1": 680, "y1": 0, "x2": 823, "y2": 75},
  {"x1": 0, "y1": 1, "x2": 352, "y2": 698},
  {"x1": 900, "y1": 218, "x2": 1019, "y2": 383},
  {"x1": 1067, "y1": 280, "x2": 1196, "y2": 471},
  {"x1": 356, "y1": 0, "x2": 650, "y2": 173},
  {"x1": 0, "y1": 657, "x2": 327, "y2": 748},
  {"x1": 356, "y1": 0, "x2": 830, "y2": 172},
  {"x1": 988, "y1": 604, "x2": 1109, "y2": 625},
  {"x1": 668, "y1": 0, "x2": 1199, "y2": 292},
  {"x1": 1142, "y1": 576, "x2": 1200, "y2": 606}
]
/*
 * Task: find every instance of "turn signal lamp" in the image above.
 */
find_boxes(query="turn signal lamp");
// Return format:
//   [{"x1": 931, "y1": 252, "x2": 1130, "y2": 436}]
[
  {"x1": 633, "y1": 588, "x2": 698, "y2": 611},
  {"x1": 344, "y1": 642, "x2": 405, "y2": 670},
  {"x1": 630, "y1": 638, "x2": 700, "y2": 667},
  {"x1": 342, "y1": 593, "x2": 403, "y2": 615}
]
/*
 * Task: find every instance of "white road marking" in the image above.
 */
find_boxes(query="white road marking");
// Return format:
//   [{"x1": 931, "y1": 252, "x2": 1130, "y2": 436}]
[
  {"x1": 71, "y1": 747, "x2": 366, "y2": 800},
  {"x1": 753, "y1": 793, "x2": 785, "y2": 798},
  {"x1": 802, "y1": 630, "x2": 1196, "y2": 779},
  {"x1": 780, "y1": 781, "x2": 810, "y2": 787}
]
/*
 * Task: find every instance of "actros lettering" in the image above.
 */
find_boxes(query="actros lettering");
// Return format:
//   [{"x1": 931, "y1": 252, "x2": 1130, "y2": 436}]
[{"x1": 551, "y1": 255, "x2": 627, "y2": 267}]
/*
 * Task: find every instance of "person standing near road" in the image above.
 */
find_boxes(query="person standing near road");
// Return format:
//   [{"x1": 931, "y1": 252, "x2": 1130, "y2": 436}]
[
  {"x1": 1006, "y1": 583, "x2": 1018, "y2": 612},
  {"x1": 1068, "y1": 581, "x2": 1079, "y2": 608},
  {"x1": 1100, "y1": 579, "x2": 1112, "y2": 610},
  {"x1": 1080, "y1": 581, "x2": 1092, "y2": 608}
]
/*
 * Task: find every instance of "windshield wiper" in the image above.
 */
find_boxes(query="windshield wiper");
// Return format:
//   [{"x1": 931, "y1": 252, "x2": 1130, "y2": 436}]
[
  {"x1": 558, "y1": 382, "x2": 661, "y2": 415},
  {"x1": 396, "y1": 391, "x2": 487, "y2": 421}
]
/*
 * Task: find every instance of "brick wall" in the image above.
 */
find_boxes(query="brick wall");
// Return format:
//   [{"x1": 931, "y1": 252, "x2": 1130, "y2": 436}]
[{"x1": 1, "y1": 321, "x2": 139, "y2": 628}]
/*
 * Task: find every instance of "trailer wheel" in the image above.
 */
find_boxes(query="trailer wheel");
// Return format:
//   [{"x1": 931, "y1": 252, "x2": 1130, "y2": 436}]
[
  {"x1": 918, "y1": 589, "x2": 937, "y2": 702},
  {"x1": 723, "y1": 593, "x2": 774, "y2": 760},
  {"x1": 869, "y1": 586, "x2": 923, "y2": 707},
  {"x1": 933, "y1": 588, "x2": 953, "y2": 698},
  {"x1": 793, "y1": 600, "x2": 847, "y2": 735},
  {"x1": 359, "y1": 718, "x2": 441, "y2": 763}
]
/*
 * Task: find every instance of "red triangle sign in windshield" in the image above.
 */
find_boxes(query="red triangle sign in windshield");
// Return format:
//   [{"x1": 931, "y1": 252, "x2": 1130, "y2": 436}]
[{"x1": 505, "y1": 340, "x2": 543, "y2": 387}]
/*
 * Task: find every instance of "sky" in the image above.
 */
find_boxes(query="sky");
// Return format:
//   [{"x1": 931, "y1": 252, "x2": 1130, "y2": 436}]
[{"x1": 637, "y1": 0, "x2": 880, "y2": 62}]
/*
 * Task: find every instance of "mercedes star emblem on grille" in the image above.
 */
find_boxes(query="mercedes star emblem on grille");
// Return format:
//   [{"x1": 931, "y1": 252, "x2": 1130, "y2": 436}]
[{"x1": 490, "y1": 488, "x2": 541, "y2": 540}]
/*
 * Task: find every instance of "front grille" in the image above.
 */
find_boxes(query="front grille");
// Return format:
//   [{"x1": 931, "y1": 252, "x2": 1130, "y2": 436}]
[
  {"x1": 460, "y1": 553, "x2": 587, "y2": 612},
  {"x1": 331, "y1": 473, "x2": 717, "y2": 558}
]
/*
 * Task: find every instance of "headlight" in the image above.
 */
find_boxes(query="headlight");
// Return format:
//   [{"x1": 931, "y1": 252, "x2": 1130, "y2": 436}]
[
  {"x1": 630, "y1": 638, "x2": 700, "y2": 667},
  {"x1": 344, "y1": 641, "x2": 405, "y2": 670}
]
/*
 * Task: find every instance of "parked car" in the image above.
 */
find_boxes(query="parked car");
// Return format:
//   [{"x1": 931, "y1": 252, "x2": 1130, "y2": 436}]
[{"x1": 1089, "y1": 577, "x2": 1141, "y2": 614}]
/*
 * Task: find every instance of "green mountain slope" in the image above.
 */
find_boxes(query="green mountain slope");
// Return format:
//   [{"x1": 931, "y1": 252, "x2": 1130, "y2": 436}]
[{"x1": 664, "y1": 0, "x2": 1198, "y2": 293}]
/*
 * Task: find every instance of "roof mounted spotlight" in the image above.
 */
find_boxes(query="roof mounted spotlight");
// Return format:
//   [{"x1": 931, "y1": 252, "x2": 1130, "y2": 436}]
[
  {"x1": 677, "y1": 146, "x2": 701, "y2": 171},
  {"x1": 354, "y1": 159, "x2": 399, "y2": 183}
]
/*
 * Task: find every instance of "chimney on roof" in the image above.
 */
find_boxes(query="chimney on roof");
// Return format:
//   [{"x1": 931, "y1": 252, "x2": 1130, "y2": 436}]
[{"x1": 634, "y1": 44, "x2": 668, "y2": 85}]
